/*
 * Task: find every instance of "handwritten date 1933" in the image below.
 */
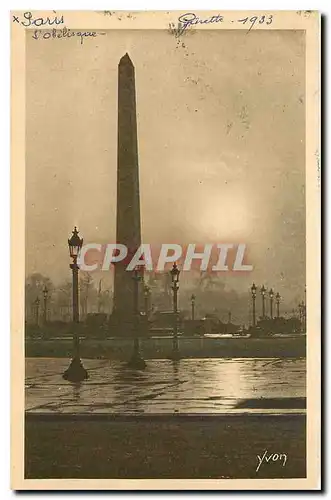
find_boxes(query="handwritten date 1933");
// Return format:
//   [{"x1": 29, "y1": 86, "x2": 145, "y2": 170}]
[{"x1": 238, "y1": 15, "x2": 273, "y2": 31}]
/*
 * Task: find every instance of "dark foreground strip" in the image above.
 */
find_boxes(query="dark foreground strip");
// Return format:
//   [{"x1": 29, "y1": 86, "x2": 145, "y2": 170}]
[
  {"x1": 25, "y1": 412, "x2": 305, "y2": 422},
  {"x1": 25, "y1": 414, "x2": 306, "y2": 479}
]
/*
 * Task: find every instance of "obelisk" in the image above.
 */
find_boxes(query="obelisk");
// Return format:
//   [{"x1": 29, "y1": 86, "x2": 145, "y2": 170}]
[{"x1": 113, "y1": 53, "x2": 142, "y2": 334}]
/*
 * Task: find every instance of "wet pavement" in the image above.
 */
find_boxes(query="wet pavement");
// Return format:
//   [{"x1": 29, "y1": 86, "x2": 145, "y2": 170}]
[{"x1": 25, "y1": 357, "x2": 306, "y2": 415}]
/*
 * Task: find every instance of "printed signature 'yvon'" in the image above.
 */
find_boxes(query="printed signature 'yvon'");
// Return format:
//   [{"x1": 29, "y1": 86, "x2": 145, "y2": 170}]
[{"x1": 256, "y1": 450, "x2": 287, "y2": 472}]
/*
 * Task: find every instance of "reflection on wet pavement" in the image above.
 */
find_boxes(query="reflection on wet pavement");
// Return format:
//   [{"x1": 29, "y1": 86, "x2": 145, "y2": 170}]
[{"x1": 25, "y1": 357, "x2": 306, "y2": 415}]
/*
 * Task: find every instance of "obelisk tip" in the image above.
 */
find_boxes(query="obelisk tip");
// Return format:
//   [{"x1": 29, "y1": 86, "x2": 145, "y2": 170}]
[{"x1": 119, "y1": 53, "x2": 133, "y2": 66}]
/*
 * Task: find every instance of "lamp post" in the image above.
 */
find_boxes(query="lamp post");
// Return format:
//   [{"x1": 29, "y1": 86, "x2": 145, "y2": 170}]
[
  {"x1": 105, "y1": 289, "x2": 111, "y2": 314},
  {"x1": 260, "y1": 285, "x2": 266, "y2": 319},
  {"x1": 144, "y1": 284, "x2": 151, "y2": 318},
  {"x1": 170, "y1": 262, "x2": 180, "y2": 360},
  {"x1": 34, "y1": 297, "x2": 40, "y2": 326},
  {"x1": 43, "y1": 286, "x2": 48, "y2": 325},
  {"x1": 251, "y1": 283, "x2": 257, "y2": 327},
  {"x1": 298, "y1": 302, "x2": 303, "y2": 330},
  {"x1": 128, "y1": 268, "x2": 146, "y2": 369},
  {"x1": 63, "y1": 227, "x2": 88, "y2": 382},
  {"x1": 299, "y1": 300, "x2": 306, "y2": 333},
  {"x1": 269, "y1": 288, "x2": 274, "y2": 319},
  {"x1": 97, "y1": 279, "x2": 102, "y2": 313},
  {"x1": 275, "y1": 292, "x2": 281, "y2": 318},
  {"x1": 304, "y1": 285, "x2": 307, "y2": 332},
  {"x1": 191, "y1": 293, "x2": 196, "y2": 321}
]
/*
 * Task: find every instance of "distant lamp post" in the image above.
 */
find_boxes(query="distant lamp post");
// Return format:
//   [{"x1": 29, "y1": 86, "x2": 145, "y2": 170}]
[
  {"x1": 97, "y1": 279, "x2": 102, "y2": 313},
  {"x1": 260, "y1": 285, "x2": 266, "y2": 319},
  {"x1": 298, "y1": 302, "x2": 303, "y2": 328},
  {"x1": 34, "y1": 297, "x2": 40, "y2": 326},
  {"x1": 191, "y1": 294, "x2": 196, "y2": 321},
  {"x1": 299, "y1": 300, "x2": 306, "y2": 333},
  {"x1": 275, "y1": 292, "x2": 281, "y2": 318},
  {"x1": 128, "y1": 267, "x2": 146, "y2": 370},
  {"x1": 269, "y1": 288, "x2": 274, "y2": 319},
  {"x1": 251, "y1": 283, "x2": 257, "y2": 327},
  {"x1": 43, "y1": 286, "x2": 48, "y2": 324},
  {"x1": 304, "y1": 285, "x2": 307, "y2": 332},
  {"x1": 63, "y1": 227, "x2": 88, "y2": 382},
  {"x1": 144, "y1": 284, "x2": 151, "y2": 318},
  {"x1": 304, "y1": 304, "x2": 307, "y2": 333},
  {"x1": 170, "y1": 262, "x2": 181, "y2": 360}
]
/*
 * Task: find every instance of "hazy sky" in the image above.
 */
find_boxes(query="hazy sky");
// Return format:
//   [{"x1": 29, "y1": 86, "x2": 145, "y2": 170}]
[{"x1": 26, "y1": 28, "x2": 305, "y2": 305}]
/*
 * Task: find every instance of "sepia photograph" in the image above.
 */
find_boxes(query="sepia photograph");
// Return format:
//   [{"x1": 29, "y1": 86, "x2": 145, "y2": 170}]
[{"x1": 11, "y1": 10, "x2": 320, "y2": 490}]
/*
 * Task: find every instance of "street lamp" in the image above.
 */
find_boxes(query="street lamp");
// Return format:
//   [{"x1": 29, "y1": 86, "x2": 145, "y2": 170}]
[
  {"x1": 43, "y1": 286, "x2": 48, "y2": 324},
  {"x1": 269, "y1": 288, "x2": 274, "y2": 319},
  {"x1": 260, "y1": 285, "x2": 266, "y2": 319},
  {"x1": 191, "y1": 293, "x2": 196, "y2": 321},
  {"x1": 304, "y1": 285, "x2": 307, "y2": 332},
  {"x1": 298, "y1": 302, "x2": 303, "y2": 328},
  {"x1": 144, "y1": 283, "x2": 151, "y2": 318},
  {"x1": 63, "y1": 227, "x2": 88, "y2": 382},
  {"x1": 170, "y1": 262, "x2": 181, "y2": 360},
  {"x1": 251, "y1": 283, "x2": 257, "y2": 327},
  {"x1": 34, "y1": 297, "x2": 40, "y2": 326},
  {"x1": 128, "y1": 267, "x2": 146, "y2": 369},
  {"x1": 299, "y1": 300, "x2": 306, "y2": 333},
  {"x1": 275, "y1": 292, "x2": 281, "y2": 318}
]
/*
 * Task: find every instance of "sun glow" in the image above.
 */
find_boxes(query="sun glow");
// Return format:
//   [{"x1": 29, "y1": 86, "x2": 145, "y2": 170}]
[{"x1": 193, "y1": 191, "x2": 252, "y2": 241}]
